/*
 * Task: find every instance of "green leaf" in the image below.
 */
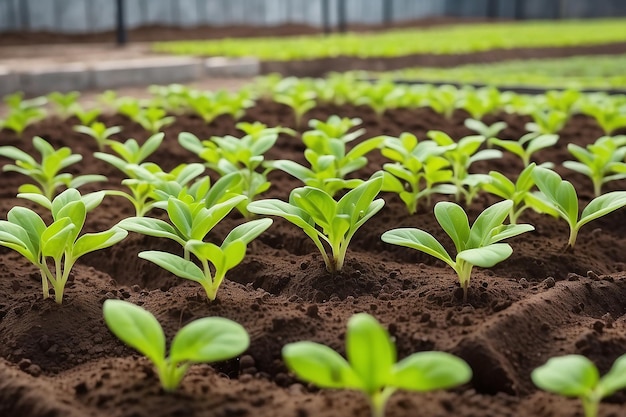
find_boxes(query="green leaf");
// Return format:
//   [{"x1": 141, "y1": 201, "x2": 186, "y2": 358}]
[
  {"x1": 283, "y1": 342, "x2": 363, "y2": 390},
  {"x1": 169, "y1": 317, "x2": 249, "y2": 365},
  {"x1": 457, "y1": 243, "x2": 513, "y2": 268},
  {"x1": 489, "y1": 224, "x2": 535, "y2": 244},
  {"x1": 467, "y1": 200, "x2": 513, "y2": 248},
  {"x1": 381, "y1": 228, "x2": 454, "y2": 268},
  {"x1": 598, "y1": 354, "x2": 626, "y2": 398},
  {"x1": 139, "y1": 251, "x2": 205, "y2": 283},
  {"x1": 118, "y1": 217, "x2": 182, "y2": 242},
  {"x1": 103, "y1": 299, "x2": 166, "y2": 366},
  {"x1": 7, "y1": 206, "x2": 45, "y2": 254},
  {"x1": 578, "y1": 191, "x2": 626, "y2": 230},
  {"x1": 435, "y1": 202, "x2": 470, "y2": 253},
  {"x1": 72, "y1": 227, "x2": 128, "y2": 259},
  {"x1": 41, "y1": 218, "x2": 75, "y2": 259},
  {"x1": 532, "y1": 355, "x2": 598, "y2": 397},
  {"x1": 392, "y1": 351, "x2": 472, "y2": 391},
  {"x1": 222, "y1": 218, "x2": 272, "y2": 246},
  {"x1": 346, "y1": 313, "x2": 395, "y2": 392},
  {"x1": 532, "y1": 167, "x2": 579, "y2": 225}
]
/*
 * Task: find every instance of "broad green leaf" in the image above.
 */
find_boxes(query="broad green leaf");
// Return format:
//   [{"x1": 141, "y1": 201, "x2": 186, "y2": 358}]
[
  {"x1": 598, "y1": 354, "x2": 626, "y2": 398},
  {"x1": 392, "y1": 351, "x2": 472, "y2": 391},
  {"x1": 0, "y1": 146, "x2": 37, "y2": 165},
  {"x1": 381, "y1": 228, "x2": 454, "y2": 268},
  {"x1": 7, "y1": 206, "x2": 45, "y2": 254},
  {"x1": 138, "y1": 133, "x2": 165, "y2": 163},
  {"x1": 283, "y1": 342, "x2": 363, "y2": 390},
  {"x1": 69, "y1": 174, "x2": 107, "y2": 189},
  {"x1": 293, "y1": 187, "x2": 337, "y2": 229},
  {"x1": 55, "y1": 200, "x2": 86, "y2": 243},
  {"x1": 346, "y1": 313, "x2": 395, "y2": 392},
  {"x1": 118, "y1": 217, "x2": 181, "y2": 242},
  {"x1": 170, "y1": 317, "x2": 249, "y2": 365},
  {"x1": 532, "y1": 167, "x2": 579, "y2": 224},
  {"x1": 434, "y1": 202, "x2": 470, "y2": 253},
  {"x1": 103, "y1": 299, "x2": 166, "y2": 366},
  {"x1": 72, "y1": 227, "x2": 128, "y2": 259},
  {"x1": 51, "y1": 188, "x2": 82, "y2": 219},
  {"x1": 489, "y1": 224, "x2": 535, "y2": 244},
  {"x1": 41, "y1": 218, "x2": 75, "y2": 259},
  {"x1": 139, "y1": 251, "x2": 205, "y2": 283},
  {"x1": 578, "y1": 191, "x2": 626, "y2": 230},
  {"x1": 468, "y1": 200, "x2": 513, "y2": 248},
  {"x1": 222, "y1": 218, "x2": 272, "y2": 246},
  {"x1": 457, "y1": 243, "x2": 512, "y2": 268},
  {"x1": 191, "y1": 195, "x2": 246, "y2": 239},
  {"x1": 167, "y1": 198, "x2": 193, "y2": 239},
  {"x1": 532, "y1": 355, "x2": 598, "y2": 397}
]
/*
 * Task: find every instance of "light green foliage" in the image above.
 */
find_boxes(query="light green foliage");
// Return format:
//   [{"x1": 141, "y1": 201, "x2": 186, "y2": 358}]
[
  {"x1": 103, "y1": 299, "x2": 249, "y2": 391},
  {"x1": 482, "y1": 163, "x2": 557, "y2": 224},
  {"x1": 382, "y1": 200, "x2": 533, "y2": 302},
  {"x1": 179, "y1": 122, "x2": 294, "y2": 216},
  {"x1": 353, "y1": 81, "x2": 404, "y2": 119},
  {"x1": 73, "y1": 121, "x2": 122, "y2": 151},
  {"x1": 1, "y1": 92, "x2": 47, "y2": 135},
  {"x1": 458, "y1": 87, "x2": 503, "y2": 120},
  {"x1": 564, "y1": 135, "x2": 626, "y2": 196},
  {"x1": 532, "y1": 354, "x2": 626, "y2": 417},
  {"x1": 119, "y1": 192, "x2": 268, "y2": 300},
  {"x1": 73, "y1": 106, "x2": 101, "y2": 126},
  {"x1": 273, "y1": 77, "x2": 317, "y2": 127},
  {"x1": 0, "y1": 136, "x2": 106, "y2": 199},
  {"x1": 581, "y1": 93, "x2": 626, "y2": 135},
  {"x1": 184, "y1": 89, "x2": 254, "y2": 123},
  {"x1": 94, "y1": 133, "x2": 164, "y2": 176},
  {"x1": 464, "y1": 118, "x2": 507, "y2": 141},
  {"x1": 489, "y1": 133, "x2": 559, "y2": 167},
  {"x1": 248, "y1": 173, "x2": 384, "y2": 273},
  {"x1": 270, "y1": 116, "x2": 383, "y2": 196},
  {"x1": 526, "y1": 109, "x2": 568, "y2": 135},
  {"x1": 133, "y1": 106, "x2": 175, "y2": 134},
  {"x1": 283, "y1": 313, "x2": 471, "y2": 417},
  {"x1": 427, "y1": 130, "x2": 502, "y2": 205},
  {"x1": 0, "y1": 189, "x2": 127, "y2": 303},
  {"x1": 532, "y1": 167, "x2": 626, "y2": 249},
  {"x1": 379, "y1": 132, "x2": 455, "y2": 214},
  {"x1": 47, "y1": 91, "x2": 80, "y2": 119}
]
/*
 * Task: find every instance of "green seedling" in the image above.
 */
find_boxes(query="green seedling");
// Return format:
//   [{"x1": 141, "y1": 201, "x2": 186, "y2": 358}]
[
  {"x1": 563, "y1": 135, "x2": 626, "y2": 197},
  {"x1": 0, "y1": 189, "x2": 127, "y2": 303},
  {"x1": 94, "y1": 133, "x2": 164, "y2": 176},
  {"x1": 458, "y1": 86, "x2": 502, "y2": 120},
  {"x1": 47, "y1": 91, "x2": 80, "y2": 119},
  {"x1": 426, "y1": 84, "x2": 460, "y2": 119},
  {"x1": 581, "y1": 96, "x2": 626, "y2": 135},
  {"x1": 179, "y1": 122, "x2": 295, "y2": 216},
  {"x1": 532, "y1": 167, "x2": 626, "y2": 249},
  {"x1": 274, "y1": 77, "x2": 317, "y2": 127},
  {"x1": 379, "y1": 132, "x2": 455, "y2": 214},
  {"x1": 248, "y1": 173, "x2": 384, "y2": 273},
  {"x1": 482, "y1": 163, "x2": 557, "y2": 224},
  {"x1": 427, "y1": 130, "x2": 502, "y2": 204},
  {"x1": 134, "y1": 106, "x2": 175, "y2": 134},
  {"x1": 106, "y1": 162, "x2": 206, "y2": 217},
  {"x1": 525, "y1": 109, "x2": 568, "y2": 135},
  {"x1": 138, "y1": 218, "x2": 271, "y2": 301},
  {"x1": 103, "y1": 299, "x2": 249, "y2": 391},
  {"x1": 489, "y1": 133, "x2": 559, "y2": 167},
  {"x1": 353, "y1": 81, "x2": 404, "y2": 120},
  {"x1": 464, "y1": 118, "x2": 507, "y2": 142},
  {"x1": 542, "y1": 89, "x2": 582, "y2": 115},
  {"x1": 0, "y1": 107, "x2": 47, "y2": 135},
  {"x1": 0, "y1": 136, "x2": 106, "y2": 199},
  {"x1": 4, "y1": 92, "x2": 47, "y2": 111},
  {"x1": 382, "y1": 199, "x2": 533, "y2": 302},
  {"x1": 73, "y1": 121, "x2": 122, "y2": 151},
  {"x1": 269, "y1": 116, "x2": 383, "y2": 196},
  {"x1": 532, "y1": 354, "x2": 626, "y2": 417},
  {"x1": 73, "y1": 106, "x2": 102, "y2": 126},
  {"x1": 283, "y1": 313, "x2": 472, "y2": 417}
]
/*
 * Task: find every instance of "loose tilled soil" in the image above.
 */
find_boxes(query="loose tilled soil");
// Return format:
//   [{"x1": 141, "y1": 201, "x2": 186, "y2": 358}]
[{"x1": 1, "y1": 101, "x2": 626, "y2": 417}]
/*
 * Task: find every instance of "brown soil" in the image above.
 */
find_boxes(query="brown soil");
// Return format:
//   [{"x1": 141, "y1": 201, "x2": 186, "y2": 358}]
[{"x1": 1, "y1": 102, "x2": 626, "y2": 417}]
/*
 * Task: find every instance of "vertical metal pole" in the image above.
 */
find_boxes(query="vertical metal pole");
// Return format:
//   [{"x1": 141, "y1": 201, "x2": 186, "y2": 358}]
[
  {"x1": 337, "y1": 0, "x2": 347, "y2": 33},
  {"x1": 321, "y1": 0, "x2": 331, "y2": 34},
  {"x1": 116, "y1": 0, "x2": 127, "y2": 45},
  {"x1": 19, "y1": 0, "x2": 30, "y2": 30},
  {"x1": 382, "y1": 0, "x2": 393, "y2": 26}
]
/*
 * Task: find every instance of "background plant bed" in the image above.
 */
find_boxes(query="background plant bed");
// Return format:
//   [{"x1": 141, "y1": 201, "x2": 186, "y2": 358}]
[{"x1": 1, "y1": 102, "x2": 626, "y2": 416}]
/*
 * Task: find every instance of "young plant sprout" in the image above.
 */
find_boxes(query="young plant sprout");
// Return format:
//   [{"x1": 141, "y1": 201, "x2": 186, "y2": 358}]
[
  {"x1": 133, "y1": 106, "x2": 175, "y2": 134},
  {"x1": 0, "y1": 136, "x2": 106, "y2": 199},
  {"x1": 581, "y1": 95, "x2": 626, "y2": 135},
  {"x1": 94, "y1": 133, "x2": 164, "y2": 176},
  {"x1": 269, "y1": 116, "x2": 383, "y2": 196},
  {"x1": 427, "y1": 130, "x2": 502, "y2": 205},
  {"x1": 273, "y1": 77, "x2": 317, "y2": 127},
  {"x1": 464, "y1": 118, "x2": 507, "y2": 142},
  {"x1": 0, "y1": 107, "x2": 47, "y2": 136},
  {"x1": 103, "y1": 299, "x2": 249, "y2": 391},
  {"x1": 458, "y1": 86, "x2": 502, "y2": 120},
  {"x1": 532, "y1": 167, "x2": 626, "y2": 249},
  {"x1": 248, "y1": 173, "x2": 384, "y2": 273},
  {"x1": 73, "y1": 106, "x2": 102, "y2": 126},
  {"x1": 563, "y1": 135, "x2": 626, "y2": 197},
  {"x1": 489, "y1": 133, "x2": 559, "y2": 167},
  {"x1": 382, "y1": 199, "x2": 533, "y2": 302},
  {"x1": 525, "y1": 109, "x2": 568, "y2": 135},
  {"x1": 379, "y1": 132, "x2": 455, "y2": 214},
  {"x1": 482, "y1": 163, "x2": 558, "y2": 224},
  {"x1": 47, "y1": 91, "x2": 80, "y2": 119},
  {"x1": 0, "y1": 189, "x2": 127, "y2": 303},
  {"x1": 283, "y1": 313, "x2": 472, "y2": 417},
  {"x1": 73, "y1": 121, "x2": 122, "y2": 151},
  {"x1": 532, "y1": 354, "x2": 626, "y2": 417}
]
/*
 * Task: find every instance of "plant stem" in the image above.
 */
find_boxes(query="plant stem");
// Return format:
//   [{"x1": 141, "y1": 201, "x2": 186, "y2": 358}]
[
  {"x1": 581, "y1": 396, "x2": 598, "y2": 417},
  {"x1": 457, "y1": 261, "x2": 473, "y2": 303},
  {"x1": 369, "y1": 388, "x2": 394, "y2": 417},
  {"x1": 567, "y1": 226, "x2": 579, "y2": 249},
  {"x1": 200, "y1": 258, "x2": 217, "y2": 301}
]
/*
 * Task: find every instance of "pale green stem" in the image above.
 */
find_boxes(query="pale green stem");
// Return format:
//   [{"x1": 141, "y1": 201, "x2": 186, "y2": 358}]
[
  {"x1": 456, "y1": 261, "x2": 474, "y2": 303},
  {"x1": 592, "y1": 178, "x2": 602, "y2": 198},
  {"x1": 568, "y1": 225, "x2": 579, "y2": 249},
  {"x1": 369, "y1": 388, "x2": 395, "y2": 417},
  {"x1": 200, "y1": 258, "x2": 217, "y2": 301},
  {"x1": 158, "y1": 360, "x2": 189, "y2": 392},
  {"x1": 39, "y1": 269, "x2": 50, "y2": 299},
  {"x1": 581, "y1": 396, "x2": 599, "y2": 417}
]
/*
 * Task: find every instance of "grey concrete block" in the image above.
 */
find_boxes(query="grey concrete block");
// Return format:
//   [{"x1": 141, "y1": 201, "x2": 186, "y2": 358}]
[
  {"x1": 204, "y1": 57, "x2": 261, "y2": 78},
  {"x1": 91, "y1": 57, "x2": 203, "y2": 89},
  {"x1": 0, "y1": 67, "x2": 21, "y2": 97},
  {"x1": 19, "y1": 64, "x2": 91, "y2": 96}
]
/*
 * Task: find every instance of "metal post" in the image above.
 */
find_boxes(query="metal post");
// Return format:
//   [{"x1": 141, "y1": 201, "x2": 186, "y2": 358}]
[
  {"x1": 486, "y1": 0, "x2": 498, "y2": 18},
  {"x1": 337, "y1": 0, "x2": 347, "y2": 33},
  {"x1": 321, "y1": 0, "x2": 331, "y2": 34},
  {"x1": 115, "y1": 0, "x2": 127, "y2": 46},
  {"x1": 382, "y1": 0, "x2": 393, "y2": 26},
  {"x1": 19, "y1": 0, "x2": 30, "y2": 30}
]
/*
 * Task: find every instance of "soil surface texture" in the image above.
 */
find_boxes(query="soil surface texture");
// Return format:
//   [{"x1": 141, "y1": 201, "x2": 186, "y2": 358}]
[{"x1": 1, "y1": 101, "x2": 626, "y2": 417}]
